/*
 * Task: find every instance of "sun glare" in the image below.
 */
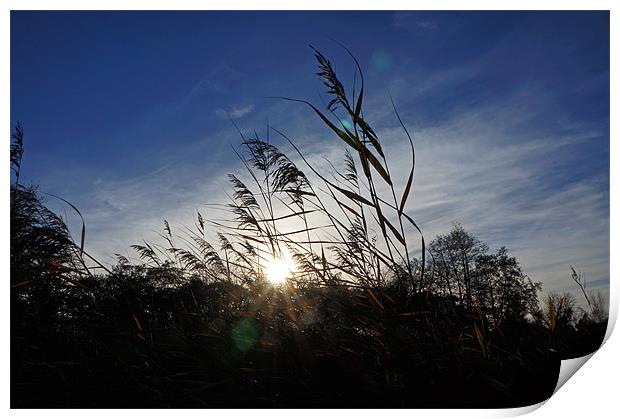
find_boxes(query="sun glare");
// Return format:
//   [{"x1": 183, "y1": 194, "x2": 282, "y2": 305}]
[{"x1": 265, "y1": 252, "x2": 296, "y2": 285}]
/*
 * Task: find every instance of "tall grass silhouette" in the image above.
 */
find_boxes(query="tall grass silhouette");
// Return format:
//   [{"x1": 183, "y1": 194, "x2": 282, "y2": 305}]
[{"x1": 131, "y1": 47, "x2": 427, "y2": 303}]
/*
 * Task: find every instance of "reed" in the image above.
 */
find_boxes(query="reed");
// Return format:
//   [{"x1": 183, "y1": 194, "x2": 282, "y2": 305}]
[{"x1": 131, "y1": 47, "x2": 427, "y2": 301}]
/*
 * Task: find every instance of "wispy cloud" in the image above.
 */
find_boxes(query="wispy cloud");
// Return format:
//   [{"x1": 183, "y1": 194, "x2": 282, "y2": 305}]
[
  {"x1": 215, "y1": 103, "x2": 255, "y2": 119},
  {"x1": 393, "y1": 12, "x2": 438, "y2": 32},
  {"x1": 415, "y1": 21, "x2": 438, "y2": 31},
  {"x1": 77, "y1": 161, "x2": 236, "y2": 265},
  {"x1": 186, "y1": 63, "x2": 244, "y2": 99},
  {"x1": 272, "y1": 81, "x2": 609, "y2": 308}
]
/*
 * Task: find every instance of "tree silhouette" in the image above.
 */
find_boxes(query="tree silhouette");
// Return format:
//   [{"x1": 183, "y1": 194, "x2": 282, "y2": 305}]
[{"x1": 427, "y1": 223, "x2": 541, "y2": 326}]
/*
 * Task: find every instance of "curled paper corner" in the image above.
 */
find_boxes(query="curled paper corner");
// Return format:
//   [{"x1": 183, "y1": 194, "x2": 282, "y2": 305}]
[
  {"x1": 553, "y1": 352, "x2": 595, "y2": 394},
  {"x1": 498, "y1": 346, "x2": 605, "y2": 417},
  {"x1": 543, "y1": 288, "x2": 617, "y2": 408},
  {"x1": 604, "y1": 300, "x2": 617, "y2": 344},
  {"x1": 496, "y1": 400, "x2": 547, "y2": 417}
]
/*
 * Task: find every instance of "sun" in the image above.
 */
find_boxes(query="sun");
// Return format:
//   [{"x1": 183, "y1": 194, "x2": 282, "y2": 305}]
[{"x1": 265, "y1": 251, "x2": 296, "y2": 285}]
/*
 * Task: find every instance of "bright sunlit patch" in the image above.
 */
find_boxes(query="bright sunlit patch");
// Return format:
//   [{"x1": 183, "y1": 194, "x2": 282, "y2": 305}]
[{"x1": 265, "y1": 250, "x2": 296, "y2": 285}]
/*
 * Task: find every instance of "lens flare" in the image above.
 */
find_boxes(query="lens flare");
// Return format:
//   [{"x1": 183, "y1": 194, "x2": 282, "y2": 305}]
[
  {"x1": 340, "y1": 119, "x2": 354, "y2": 130},
  {"x1": 371, "y1": 50, "x2": 393, "y2": 72}
]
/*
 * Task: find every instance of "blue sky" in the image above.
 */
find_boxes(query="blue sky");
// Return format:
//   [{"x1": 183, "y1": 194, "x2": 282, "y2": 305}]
[{"x1": 11, "y1": 11, "x2": 609, "y2": 304}]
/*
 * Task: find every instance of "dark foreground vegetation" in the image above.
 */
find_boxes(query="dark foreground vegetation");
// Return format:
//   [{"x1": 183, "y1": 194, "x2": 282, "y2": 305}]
[{"x1": 10, "y1": 50, "x2": 607, "y2": 408}]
